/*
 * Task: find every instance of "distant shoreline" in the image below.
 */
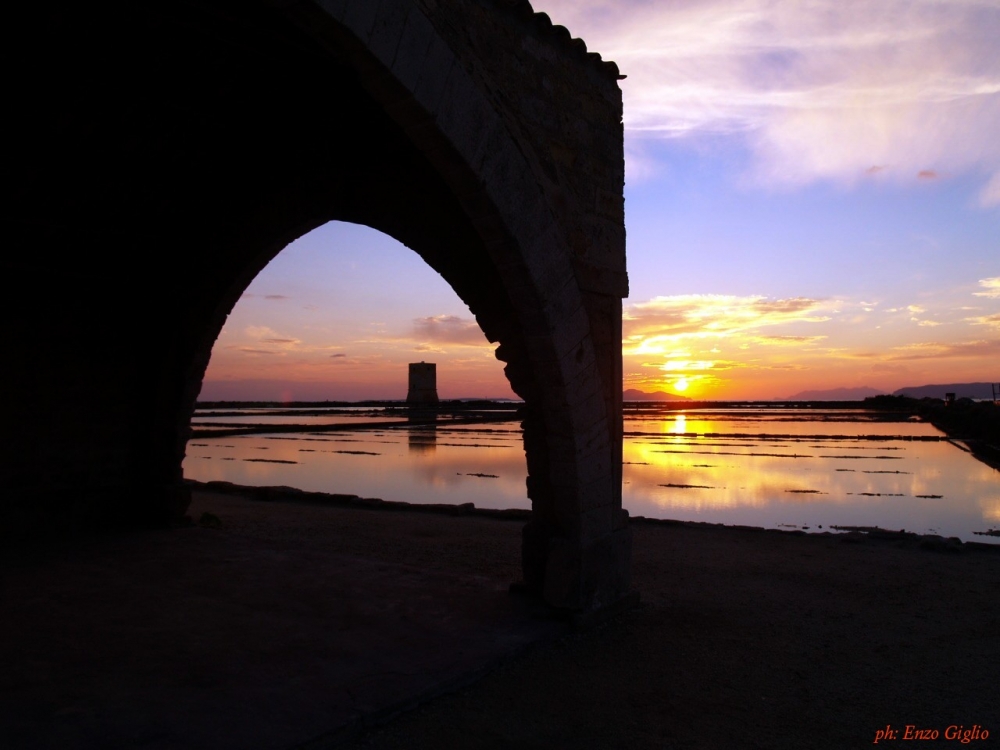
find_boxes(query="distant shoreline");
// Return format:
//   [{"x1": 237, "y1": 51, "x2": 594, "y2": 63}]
[
  {"x1": 191, "y1": 397, "x2": 1000, "y2": 471},
  {"x1": 186, "y1": 478, "x2": 1000, "y2": 549}
]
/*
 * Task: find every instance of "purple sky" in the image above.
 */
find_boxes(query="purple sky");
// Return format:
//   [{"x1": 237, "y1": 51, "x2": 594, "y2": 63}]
[{"x1": 200, "y1": 0, "x2": 1000, "y2": 401}]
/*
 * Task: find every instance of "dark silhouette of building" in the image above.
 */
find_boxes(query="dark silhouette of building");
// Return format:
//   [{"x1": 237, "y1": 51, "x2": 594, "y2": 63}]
[
  {"x1": 5, "y1": 0, "x2": 629, "y2": 612},
  {"x1": 407, "y1": 363, "x2": 439, "y2": 404}
]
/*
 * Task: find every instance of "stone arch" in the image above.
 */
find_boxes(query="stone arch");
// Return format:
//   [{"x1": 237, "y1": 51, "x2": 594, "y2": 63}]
[{"x1": 3, "y1": 0, "x2": 629, "y2": 611}]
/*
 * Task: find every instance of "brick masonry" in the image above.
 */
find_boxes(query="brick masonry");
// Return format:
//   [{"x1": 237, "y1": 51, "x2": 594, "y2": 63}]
[{"x1": 2, "y1": 0, "x2": 628, "y2": 611}]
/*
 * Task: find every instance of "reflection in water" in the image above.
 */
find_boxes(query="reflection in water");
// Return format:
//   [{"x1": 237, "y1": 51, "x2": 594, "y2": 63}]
[
  {"x1": 621, "y1": 412, "x2": 999, "y2": 541},
  {"x1": 981, "y1": 495, "x2": 1000, "y2": 522},
  {"x1": 183, "y1": 407, "x2": 1000, "y2": 542},
  {"x1": 408, "y1": 425, "x2": 437, "y2": 454},
  {"x1": 185, "y1": 422, "x2": 527, "y2": 510}
]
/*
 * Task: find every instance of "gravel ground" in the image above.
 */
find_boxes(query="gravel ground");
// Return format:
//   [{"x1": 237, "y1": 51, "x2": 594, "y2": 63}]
[
  {"x1": 342, "y1": 519, "x2": 1000, "y2": 749},
  {"x1": 3, "y1": 490, "x2": 998, "y2": 750}
]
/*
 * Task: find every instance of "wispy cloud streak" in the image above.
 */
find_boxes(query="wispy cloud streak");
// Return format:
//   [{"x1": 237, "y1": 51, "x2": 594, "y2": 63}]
[
  {"x1": 623, "y1": 294, "x2": 832, "y2": 353},
  {"x1": 539, "y1": 0, "x2": 1000, "y2": 201},
  {"x1": 975, "y1": 277, "x2": 1000, "y2": 298}
]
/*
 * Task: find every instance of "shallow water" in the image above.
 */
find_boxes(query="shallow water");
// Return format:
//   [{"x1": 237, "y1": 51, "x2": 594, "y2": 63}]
[{"x1": 183, "y1": 406, "x2": 1000, "y2": 543}]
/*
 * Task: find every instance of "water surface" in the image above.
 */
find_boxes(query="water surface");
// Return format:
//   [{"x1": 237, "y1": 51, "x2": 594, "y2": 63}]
[{"x1": 183, "y1": 406, "x2": 1000, "y2": 542}]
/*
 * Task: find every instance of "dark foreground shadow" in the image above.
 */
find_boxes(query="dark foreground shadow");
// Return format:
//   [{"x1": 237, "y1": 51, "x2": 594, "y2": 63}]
[{"x1": 0, "y1": 490, "x2": 561, "y2": 750}]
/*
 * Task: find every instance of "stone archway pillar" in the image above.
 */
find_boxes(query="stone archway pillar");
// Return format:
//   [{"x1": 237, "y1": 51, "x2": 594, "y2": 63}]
[
  {"x1": 516, "y1": 289, "x2": 629, "y2": 611},
  {"x1": 4, "y1": 0, "x2": 631, "y2": 613}
]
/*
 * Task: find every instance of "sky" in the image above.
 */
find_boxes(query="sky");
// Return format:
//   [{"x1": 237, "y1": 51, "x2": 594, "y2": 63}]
[{"x1": 200, "y1": 0, "x2": 1000, "y2": 402}]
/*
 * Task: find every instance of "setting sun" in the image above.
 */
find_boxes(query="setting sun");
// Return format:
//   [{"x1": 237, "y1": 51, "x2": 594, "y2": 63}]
[{"x1": 674, "y1": 378, "x2": 690, "y2": 392}]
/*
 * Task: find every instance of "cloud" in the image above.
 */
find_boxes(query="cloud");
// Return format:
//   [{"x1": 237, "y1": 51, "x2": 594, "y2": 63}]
[
  {"x1": 624, "y1": 140, "x2": 665, "y2": 183},
  {"x1": 751, "y1": 334, "x2": 828, "y2": 345},
  {"x1": 246, "y1": 325, "x2": 281, "y2": 339},
  {"x1": 884, "y1": 338, "x2": 1000, "y2": 361},
  {"x1": 412, "y1": 315, "x2": 488, "y2": 346},
  {"x1": 264, "y1": 294, "x2": 289, "y2": 300},
  {"x1": 870, "y1": 362, "x2": 909, "y2": 374},
  {"x1": 240, "y1": 325, "x2": 301, "y2": 351},
  {"x1": 330, "y1": 353, "x2": 347, "y2": 358},
  {"x1": 538, "y1": 0, "x2": 1000, "y2": 202},
  {"x1": 967, "y1": 312, "x2": 1000, "y2": 329},
  {"x1": 658, "y1": 359, "x2": 743, "y2": 373},
  {"x1": 413, "y1": 343, "x2": 446, "y2": 353},
  {"x1": 974, "y1": 277, "x2": 1000, "y2": 298},
  {"x1": 623, "y1": 294, "x2": 832, "y2": 354},
  {"x1": 917, "y1": 170, "x2": 939, "y2": 180}
]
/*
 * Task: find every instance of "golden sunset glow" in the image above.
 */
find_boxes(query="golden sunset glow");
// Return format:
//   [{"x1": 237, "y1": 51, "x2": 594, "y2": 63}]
[
  {"x1": 207, "y1": 274, "x2": 1000, "y2": 401},
  {"x1": 620, "y1": 289, "x2": 1000, "y2": 400},
  {"x1": 199, "y1": 0, "x2": 998, "y2": 404}
]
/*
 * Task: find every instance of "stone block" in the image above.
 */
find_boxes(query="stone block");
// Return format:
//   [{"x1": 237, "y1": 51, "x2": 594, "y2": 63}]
[
  {"x1": 580, "y1": 501, "x2": 614, "y2": 542},
  {"x1": 411, "y1": 32, "x2": 456, "y2": 115},
  {"x1": 573, "y1": 389, "x2": 610, "y2": 439},
  {"x1": 368, "y1": 3, "x2": 411, "y2": 69},
  {"x1": 341, "y1": 1, "x2": 380, "y2": 42},
  {"x1": 542, "y1": 535, "x2": 582, "y2": 608},
  {"x1": 580, "y1": 527, "x2": 633, "y2": 609},
  {"x1": 435, "y1": 68, "x2": 492, "y2": 165},
  {"x1": 315, "y1": 0, "x2": 348, "y2": 21},
  {"x1": 560, "y1": 339, "x2": 599, "y2": 393},
  {"x1": 390, "y1": 9, "x2": 435, "y2": 95},
  {"x1": 542, "y1": 526, "x2": 632, "y2": 611},
  {"x1": 477, "y1": 139, "x2": 538, "y2": 218},
  {"x1": 614, "y1": 507, "x2": 630, "y2": 531},
  {"x1": 547, "y1": 307, "x2": 590, "y2": 361},
  {"x1": 547, "y1": 455, "x2": 579, "y2": 484},
  {"x1": 575, "y1": 443, "x2": 611, "y2": 476},
  {"x1": 573, "y1": 259, "x2": 628, "y2": 297}
]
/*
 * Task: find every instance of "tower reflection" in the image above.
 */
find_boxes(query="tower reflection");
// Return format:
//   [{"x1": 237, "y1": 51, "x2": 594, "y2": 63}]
[{"x1": 408, "y1": 424, "x2": 438, "y2": 454}]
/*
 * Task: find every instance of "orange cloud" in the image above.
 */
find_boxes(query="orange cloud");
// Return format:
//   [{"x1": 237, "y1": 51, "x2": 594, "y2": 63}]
[
  {"x1": 622, "y1": 294, "x2": 839, "y2": 397},
  {"x1": 883, "y1": 339, "x2": 1000, "y2": 361},
  {"x1": 623, "y1": 294, "x2": 832, "y2": 355},
  {"x1": 751, "y1": 334, "x2": 827, "y2": 345},
  {"x1": 412, "y1": 315, "x2": 489, "y2": 346}
]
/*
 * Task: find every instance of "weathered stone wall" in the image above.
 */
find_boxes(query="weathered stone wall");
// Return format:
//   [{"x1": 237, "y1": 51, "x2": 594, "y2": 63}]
[
  {"x1": 409, "y1": 0, "x2": 629, "y2": 605},
  {"x1": 3, "y1": 0, "x2": 629, "y2": 611},
  {"x1": 415, "y1": 1, "x2": 627, "y2": 294}
]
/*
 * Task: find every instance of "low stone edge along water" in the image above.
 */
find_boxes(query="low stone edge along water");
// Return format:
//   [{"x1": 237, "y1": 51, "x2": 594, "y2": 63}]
[{"x1": 186, "y1": 478, "x2": 1000, "y2": 552}]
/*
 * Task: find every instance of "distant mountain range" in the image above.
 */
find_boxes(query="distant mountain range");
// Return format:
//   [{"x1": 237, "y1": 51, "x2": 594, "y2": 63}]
[
  {"x1": 787, "y1": 382, "x2": 997, "y2": 401},
  {"x1": 623, "y1": 388, "x2": 691, "y2": 402},
  {"x1": 892, "y1": 382, "x2": 998, "y2": 400},
  {"x1": 623, "y1": 382, "x2": 997, "y2": 402}
]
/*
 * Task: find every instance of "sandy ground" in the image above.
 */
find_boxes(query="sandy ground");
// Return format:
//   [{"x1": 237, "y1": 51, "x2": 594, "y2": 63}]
[{"x1": 3, "y1": 489, "x2": 999, "y2": 749}]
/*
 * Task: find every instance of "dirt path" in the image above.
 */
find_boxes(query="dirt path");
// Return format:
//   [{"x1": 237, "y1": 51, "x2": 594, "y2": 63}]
[{"x1": 3, "y1": 490, "x2": 998, "y2": 749}]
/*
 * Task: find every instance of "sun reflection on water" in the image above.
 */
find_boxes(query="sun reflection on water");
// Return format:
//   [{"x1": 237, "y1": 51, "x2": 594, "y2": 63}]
[{"x1": 184, "y1": 406, "x2": 1000, "y2": 541}]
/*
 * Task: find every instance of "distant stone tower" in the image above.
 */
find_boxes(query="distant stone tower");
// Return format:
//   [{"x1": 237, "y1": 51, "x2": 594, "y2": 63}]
[{"x1": 407, "y1": 362, "x2": 439, "y2": 404}]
